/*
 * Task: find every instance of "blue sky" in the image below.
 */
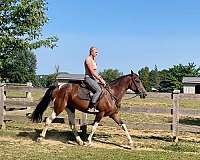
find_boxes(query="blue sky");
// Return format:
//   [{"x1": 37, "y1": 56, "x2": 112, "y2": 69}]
[{"x1": 35, "y1": 0, "x2": 200, "y2": 75}]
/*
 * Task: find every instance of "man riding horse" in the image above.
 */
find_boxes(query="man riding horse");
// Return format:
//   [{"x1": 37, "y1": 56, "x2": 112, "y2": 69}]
[
  {"x1": 32, "y1": 46, "x2": 147, "y2": 147},
  {"x1": 84, "y1": 46, "x2": 106, "y2": 112}
]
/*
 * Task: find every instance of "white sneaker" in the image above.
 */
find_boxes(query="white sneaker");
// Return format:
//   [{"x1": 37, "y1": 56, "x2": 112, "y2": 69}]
[{"x1": 87, "y1": 108, "x2": 99, "y2": 113}]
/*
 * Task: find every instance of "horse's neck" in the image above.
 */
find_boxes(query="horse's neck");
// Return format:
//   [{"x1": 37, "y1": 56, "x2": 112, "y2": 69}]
[{"x1": 109, "y1": 77, "x2": 129, "y2": 102}]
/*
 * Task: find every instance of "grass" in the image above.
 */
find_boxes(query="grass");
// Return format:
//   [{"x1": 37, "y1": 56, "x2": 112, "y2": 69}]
[
  {"x1": 1, "y1": 122, "x2": 200, "y2": 160},
  {"x1": 1, "y1": 139, "x2": 200, "y2": 160},
  {"x1": 122, "y1": 95, "x2": 200, "y2": 109},
  {"x1": 2, "y1": 89, "x2": 200, "y2": 159}
]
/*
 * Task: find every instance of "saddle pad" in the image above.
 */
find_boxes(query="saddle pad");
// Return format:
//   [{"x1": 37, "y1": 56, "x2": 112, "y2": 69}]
[{"x1": 77, "y1": 86, "x2": 92, "y2": 101}]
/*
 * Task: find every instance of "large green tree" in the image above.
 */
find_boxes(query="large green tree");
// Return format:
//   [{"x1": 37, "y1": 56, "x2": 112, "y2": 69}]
[
  {"x1": 0, "y1": 0, "x2": 58, "y2": 82},
  {"x1": 159, "y1": 63, "x2": 200, "y2": 92},
  {"x1": 138, "y1": 66, "x2": 151, "y2": 91},
  {"x1": 99, "y1": 68, "x2": 123, "y2": 84},
  {"x1": 1, "y1": 49, "x2": 37, "y2": 83},
  {"x1": 168, "y1": 63, "x2": 200, "y2": 91},
  {"x1": 149, "y1": 65, "x2": 160, "y2": 90}
]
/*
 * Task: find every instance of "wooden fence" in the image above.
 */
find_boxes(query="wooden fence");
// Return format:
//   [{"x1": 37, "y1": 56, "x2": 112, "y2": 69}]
[
  {"x1": 0, "y1": 83, "x2": 35, "y2": 129},
  {"x1": 1, "y1": 85, "x2": 200, "y2": 142}
]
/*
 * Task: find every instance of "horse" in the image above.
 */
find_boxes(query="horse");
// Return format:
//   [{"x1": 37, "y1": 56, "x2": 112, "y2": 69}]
[{"x1": 32, "y1": 70, "x2": 147, "y2": 147}]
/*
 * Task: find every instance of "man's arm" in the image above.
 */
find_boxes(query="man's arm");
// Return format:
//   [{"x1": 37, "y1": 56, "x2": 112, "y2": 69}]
[{"x1": 86, "y1": 58, "x2": 105, "y2": 84}]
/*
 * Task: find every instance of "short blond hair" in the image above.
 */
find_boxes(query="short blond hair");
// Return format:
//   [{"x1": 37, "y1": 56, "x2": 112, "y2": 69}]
[{"x1": 89, "y1": 46, "x2": 96, "y2": 55}]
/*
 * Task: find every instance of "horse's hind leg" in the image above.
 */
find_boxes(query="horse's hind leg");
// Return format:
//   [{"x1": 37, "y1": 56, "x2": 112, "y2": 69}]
[
  {"x1": 39, "y1": 110, "x2": 57, "y2": 139},
  {"x1": 39, "y1": 97, "x2": 65, "y2": 140},
  {"x1": 110, "y1": 113, "x2": 133, "y2": 147},
  {"x1": 66, "y1": 107, "x2": 83, "y2": 145}
]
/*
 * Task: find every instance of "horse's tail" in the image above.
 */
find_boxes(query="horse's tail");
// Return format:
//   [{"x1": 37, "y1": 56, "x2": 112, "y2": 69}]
[{"x1": 32, "y1": 85, "x2": 57, "y2": 123}]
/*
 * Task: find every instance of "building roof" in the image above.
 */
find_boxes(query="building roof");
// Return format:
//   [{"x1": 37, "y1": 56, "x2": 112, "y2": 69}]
[
  {"x1": 56, "y1": 73, "x2": 85, "y2": 80},
  {"x1": 182, "y1": 77, "x2": 200, "y2": 84}
]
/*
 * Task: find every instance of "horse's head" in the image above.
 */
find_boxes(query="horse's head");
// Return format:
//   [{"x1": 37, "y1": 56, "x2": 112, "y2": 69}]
[{"x1": 129, "y1": 70, "x2": 147, "y2": 98}]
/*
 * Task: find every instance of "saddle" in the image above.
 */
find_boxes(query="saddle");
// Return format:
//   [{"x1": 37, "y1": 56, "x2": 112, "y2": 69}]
[{"x1": 68, "y1": 80, "x2": 103, "y2": 101}]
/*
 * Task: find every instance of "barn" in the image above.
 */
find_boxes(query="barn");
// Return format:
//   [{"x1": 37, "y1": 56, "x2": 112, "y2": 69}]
[
  {"x1": 182, "y1": 77, "x2": 200, "y2": 94},
  {"x1": 56, "y1": 72, "x2": 85, "y2": 85}
]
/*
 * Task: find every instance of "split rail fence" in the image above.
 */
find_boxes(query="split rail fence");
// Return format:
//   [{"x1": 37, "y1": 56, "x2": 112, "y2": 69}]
[{"x1": 1, "y1": 84, "x2": 200, "y2": 141}]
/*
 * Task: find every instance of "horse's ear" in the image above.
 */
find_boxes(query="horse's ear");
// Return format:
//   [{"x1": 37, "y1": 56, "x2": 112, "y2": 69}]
[{"x1": 131, "y1": 70, "x2": 134, "y2": 75}]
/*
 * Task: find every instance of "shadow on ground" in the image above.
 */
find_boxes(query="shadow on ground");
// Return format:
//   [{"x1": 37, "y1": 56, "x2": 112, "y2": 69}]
[{"x1": 179, "y1": 117, "x2": 200, "y2": 126}]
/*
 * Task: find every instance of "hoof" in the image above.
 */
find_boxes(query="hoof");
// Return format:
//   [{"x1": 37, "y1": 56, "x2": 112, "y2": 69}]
[
  {"x1": 76, "y1": 136, "x2": 84, "y2": 145},
  {"x1": 36, "y1": 137, "x2": 44, "y2": 142},
  {"x1": 77, "y1": 140, "x2": 84, "y2": 146},
  {"x1": 83, "y1": 141, "x2": 91, "y2": 146},
  {"x1": 128, "y1": 142, "x2": 134, "y2": 147}
]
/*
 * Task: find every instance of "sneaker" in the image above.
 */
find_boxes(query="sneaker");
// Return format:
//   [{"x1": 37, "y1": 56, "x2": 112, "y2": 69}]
[
  {"x1": 87, "y1": 108, "x2": 99, "y2": 113},
  {"x1": 87, "y1": 102, "x2": 99, "y2": 113}
]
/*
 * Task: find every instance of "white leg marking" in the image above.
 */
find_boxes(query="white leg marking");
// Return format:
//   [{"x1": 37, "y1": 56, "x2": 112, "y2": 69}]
[
  {"x1": 88, "y1": 122, "x2": 99, "y2": 144},
  {"x1": 66, "y1": 108, "x2": 83, "y2": 145},
  {"x1": 41, "y1": 111, "x2": 56, "y2": 138},
  {"x1": 121, "y1": 124, "x2": 133, "y2": 145}
]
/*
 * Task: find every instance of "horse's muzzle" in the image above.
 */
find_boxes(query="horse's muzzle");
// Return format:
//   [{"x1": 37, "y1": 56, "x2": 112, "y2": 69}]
[{"x1": 139, "y1": 92, "x2": 147, "y2": 99}]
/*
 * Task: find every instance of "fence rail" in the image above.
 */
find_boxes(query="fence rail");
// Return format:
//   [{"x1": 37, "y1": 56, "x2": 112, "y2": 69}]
[
  {"x1": 0, "y1": 83, "x2": 34, "y2": 129},
  {"x1": 1, "y1": 86, "x2": 200, "y2": 141}
]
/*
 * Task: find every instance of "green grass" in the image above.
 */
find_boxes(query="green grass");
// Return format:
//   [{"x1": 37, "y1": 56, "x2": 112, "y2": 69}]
[
  {"x1": 122, "y1": 96, "x2": 200, "y2": 109},
  {"x1": 1, "y1": 130, "x2": 200, "y2": 160},
  {"x1": 1, "y1": 139, "x2": 200, "y2": 160},
  {"x1": 3, "y1": 89, "x2": 200, "y2": 159}
]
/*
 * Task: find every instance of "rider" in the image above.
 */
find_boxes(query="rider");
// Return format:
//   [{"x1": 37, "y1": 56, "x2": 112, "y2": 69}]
[{"x1": 84, "y1": 46, "x2": 106, "y2": 112}]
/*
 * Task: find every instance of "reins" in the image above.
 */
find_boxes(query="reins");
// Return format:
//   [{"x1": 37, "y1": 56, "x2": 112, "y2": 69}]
[
  {"x1": 104, "y1": 85, "x2": 120, "y2": 106},
  {"x1": 123, "y1": 93, "x2": 140, "y2": 100}
]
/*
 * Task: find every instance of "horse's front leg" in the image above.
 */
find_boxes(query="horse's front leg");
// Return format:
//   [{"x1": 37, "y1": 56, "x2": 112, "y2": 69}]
[
  {"x1": 87, "y1": 112, "x2": 104, "y2": 145},
  {"x1": 66, "y1": 107, "x2": 83, "y2": 145},
  {"x1": 110, "y1": 113, "x2": 133, "y2": 147}
]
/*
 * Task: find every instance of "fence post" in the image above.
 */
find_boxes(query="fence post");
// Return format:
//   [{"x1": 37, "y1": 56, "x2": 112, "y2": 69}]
[
  {"x1": 80, "y1": 113, "x2": 87, "y2": 134},
  {"x1": 171, "y1": 89, "x2": 180, "y2": 142},
  {"x1": 0, "y1": 84, "x2": 6, "y2": 130},
  {"x1": 26, "y1": 82, "x2": 32, "y2": 101}
]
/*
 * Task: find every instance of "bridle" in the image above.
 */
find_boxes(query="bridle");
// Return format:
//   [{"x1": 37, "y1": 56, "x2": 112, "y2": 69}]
[
  {"x1": 104, "y1": 75, "x2": 143, "y2": 105},
  {"x1": 123, "y1": 76, "x2": 144, "y2": 100}
]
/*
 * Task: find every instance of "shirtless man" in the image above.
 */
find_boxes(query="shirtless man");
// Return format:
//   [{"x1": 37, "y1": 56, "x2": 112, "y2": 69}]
[{"x1": 84, "y1": 47, "x2": 106, "y2": 112}]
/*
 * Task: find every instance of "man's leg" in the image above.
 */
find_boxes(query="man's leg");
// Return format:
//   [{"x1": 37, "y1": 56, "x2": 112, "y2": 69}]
[{"x1": 85, "y1": 77, "x2": 101, "y2": 112}]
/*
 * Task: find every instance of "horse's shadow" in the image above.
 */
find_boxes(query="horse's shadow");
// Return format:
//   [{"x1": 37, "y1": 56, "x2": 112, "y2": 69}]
[
  {"x1": 17, "y1": 129, "x2": 89, "y2": 143},
  {"x1": 16, "y1": 129, "x2": 134, "y2": 149},
  {"x1": 16, "y1": 128, "x2": 176, "y2": 148},
  {"x1": 179, "y1": 117, "x2": 200, "y2": 126}
]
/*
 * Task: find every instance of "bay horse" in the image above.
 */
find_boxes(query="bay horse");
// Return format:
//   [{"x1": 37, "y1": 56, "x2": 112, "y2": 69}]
[{"x1": 32, "y1": 70, "x2": 147, "y2": 146}]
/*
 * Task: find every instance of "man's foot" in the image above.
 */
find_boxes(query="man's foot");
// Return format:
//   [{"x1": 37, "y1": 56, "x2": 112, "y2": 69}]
[
  {"x1": 87, "y1": 108, "x2": 99, "y2": 113},
  {"x1": 87, "y1": 102, "x2": 99, "y2": 113}
]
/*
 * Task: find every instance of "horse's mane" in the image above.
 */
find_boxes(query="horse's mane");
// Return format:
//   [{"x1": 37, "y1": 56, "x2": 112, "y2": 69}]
[
  {"x1": 109, "y1": 74, "x2": 131, "y2": 86},
  {"x1": 109, "y1": 73, "x2": 138, "y2": 87}
]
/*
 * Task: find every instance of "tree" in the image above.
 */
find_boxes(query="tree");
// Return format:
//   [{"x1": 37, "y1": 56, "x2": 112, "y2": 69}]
[
  {"x1": 159, "y1": 70, "x2": 176, "y2": 92},
  {"x1": 138, "y1": 66, "x2": 151, "y2": 91},
  {"x1": 159, "y1": 63, "x2": 200, "y2": 92},
  {"x1": 99, "y1": 68, "x2": 123, "y2": 84},
  {"x1": 0, "y1": 0, "x2": 58, "y2": 81},
  {"x1": 35, "y1": 65, "x2": 59, "y2": 87},
  {"x1": 149, "y1": 65, "x2": 160, "y2": 90},
  {"x1": 168, "y1": 63, "x2": 200, "y2": 91},
  {"x1": 0, "y1": 49, "x2": 37, "y2": 83}
]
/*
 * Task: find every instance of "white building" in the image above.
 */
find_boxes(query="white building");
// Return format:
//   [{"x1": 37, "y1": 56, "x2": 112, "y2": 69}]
[{"x1": 182, "y1": 77, "x2": 200, "y2": 94}]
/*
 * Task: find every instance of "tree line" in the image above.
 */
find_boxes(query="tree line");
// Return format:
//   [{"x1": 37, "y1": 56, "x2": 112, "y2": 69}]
[{"x1": 138, "y1": 63, "x2": 200, "y2": 92}]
